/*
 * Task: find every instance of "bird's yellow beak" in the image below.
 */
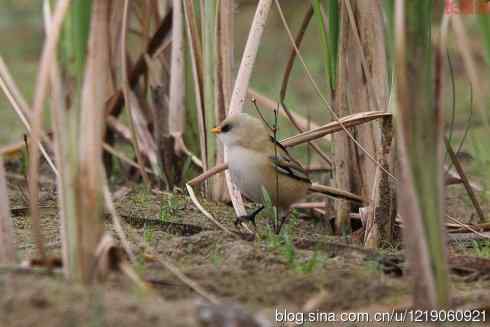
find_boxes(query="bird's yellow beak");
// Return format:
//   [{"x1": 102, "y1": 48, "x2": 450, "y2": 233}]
[{"x1": 211, "y1": 127, "x2": 221, "y2": 134}]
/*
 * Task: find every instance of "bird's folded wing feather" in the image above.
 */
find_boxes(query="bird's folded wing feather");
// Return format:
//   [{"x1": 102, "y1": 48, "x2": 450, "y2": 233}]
[{"x1": 269, "y1": 154, "x2": 311, "y2": 183}]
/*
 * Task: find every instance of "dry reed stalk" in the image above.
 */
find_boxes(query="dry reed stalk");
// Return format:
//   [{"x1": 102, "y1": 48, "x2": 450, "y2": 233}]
[
  {"x1": 28, "y1": 0, "x2": 72, "y2": 264},
  {"x1": 212, "y1": 0, "x2": 235, "y2": 201},
  {"x1": 225, "y1": 0, "x2": 274, "y2": 217},
  {"x1": 73, "y1": 0, "x2": 112, "y2": 283},
  {"x1": 43, "y1": 0, "x2": 72, "y2": 276},
  {"x1": 169, "y1": 0, "x2": 186, "y2": 151},
  {"x1": 333, "y1": 0, "x2": 391, "y2": 236},
  {"x1": 0, "y1": 158, "x2": 16, "y2": 264},
  {"x1": 187, "y1": 163, "x2": 228, "y2": 186},
  {"x1": 121, "y1": 0, "x2": 151, "y2": 187},
  {"x1": 339, "y1": 0, "x2": 393, "y2": 245},
  {"x1": 107, "y1": 0, "x2": 124, "y2": 92}
]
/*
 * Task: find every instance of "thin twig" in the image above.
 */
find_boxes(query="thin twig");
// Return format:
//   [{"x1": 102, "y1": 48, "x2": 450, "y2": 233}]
[
  {"x1": 279, "y1": 5, "x2": 313, "y2": 102},
  {"x1": 152, "y1": 251, "x2": 219, "y2": 304}
]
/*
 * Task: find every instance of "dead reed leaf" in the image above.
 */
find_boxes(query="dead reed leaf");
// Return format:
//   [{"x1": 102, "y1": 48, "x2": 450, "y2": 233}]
[{"x1": 186, "y1": 183, "x2": 233, "y2": 236}]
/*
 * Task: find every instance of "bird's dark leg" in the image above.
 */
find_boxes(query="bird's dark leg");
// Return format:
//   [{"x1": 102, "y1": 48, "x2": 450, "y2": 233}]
[
  {"x1": 275, "y1": 209, "x2": 292, "y2": 234},
  {"x1": 234, "y1": 206, "x2": 265, "y2": 227}
]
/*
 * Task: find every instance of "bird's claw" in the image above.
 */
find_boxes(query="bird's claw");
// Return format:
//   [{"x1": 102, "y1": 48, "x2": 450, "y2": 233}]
[{"x1": 234, "y1": 206, "x2": 265, "y2": 228}]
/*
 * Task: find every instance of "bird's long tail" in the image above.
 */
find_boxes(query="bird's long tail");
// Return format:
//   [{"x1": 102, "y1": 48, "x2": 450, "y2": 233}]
[{"x1": 308, "y1": 183, "x2": 363, "y2": 203}]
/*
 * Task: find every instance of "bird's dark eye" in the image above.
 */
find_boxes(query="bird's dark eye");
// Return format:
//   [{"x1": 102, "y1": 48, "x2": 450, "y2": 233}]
[{"x1": 221, "y1": 123, "x2": 232, "y2": 133}]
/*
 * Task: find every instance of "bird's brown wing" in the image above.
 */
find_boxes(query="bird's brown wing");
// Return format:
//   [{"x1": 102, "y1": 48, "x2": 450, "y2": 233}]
[{"x1": 269, "y1": 154, "x2": 311, "y2": 183}]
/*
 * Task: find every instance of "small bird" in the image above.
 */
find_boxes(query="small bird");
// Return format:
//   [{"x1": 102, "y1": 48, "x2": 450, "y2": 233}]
[{"x1": 211, "y1": 113, "x2": 311, "y2": 232}]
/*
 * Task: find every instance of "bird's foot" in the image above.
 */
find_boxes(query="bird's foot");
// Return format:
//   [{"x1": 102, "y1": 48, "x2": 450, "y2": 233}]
[{"x1": 234, "y1": 206, "x2": 265, "y2": 228}]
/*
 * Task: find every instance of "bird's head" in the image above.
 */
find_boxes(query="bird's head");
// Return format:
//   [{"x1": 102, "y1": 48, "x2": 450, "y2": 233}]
[{"x1": 211, "y1": 113, "x2": 269, "y2": 150}]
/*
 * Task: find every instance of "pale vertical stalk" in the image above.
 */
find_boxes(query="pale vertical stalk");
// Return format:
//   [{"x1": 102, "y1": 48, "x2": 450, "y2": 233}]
[
  {"x1": 0, "y1": 158, "x2": 16, "y2": 264},
  {"x1": 213, "y1": 0, "x2": 234, "y2": 201},
  {"x1": 228, "y1": 0, "x2": 273, "y2": 115},
  {"x1": 28, "y1": 0, "x2": 71, "y2": 263},
  {"x1": 340, "y1": 0, "x2": 392, "y2": 246},
  {"x1": 224, "y1": 0, "x2": 273, "y2": 217},
  {"x1": 395, "y1": 0, "x2": 449, "y2": 308},
  {"x1": 333, "y1": 1, "x2": 353, "y2": 235},
  {"x1": 75, "y1": 0, "x2": 111, "y2": 283},
  {"x1": 169, "y1": 0, "x2": 186, "y2": 147},
  {"x1": 44, "y1": 0, "x2": 72, "y2": 276}
]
